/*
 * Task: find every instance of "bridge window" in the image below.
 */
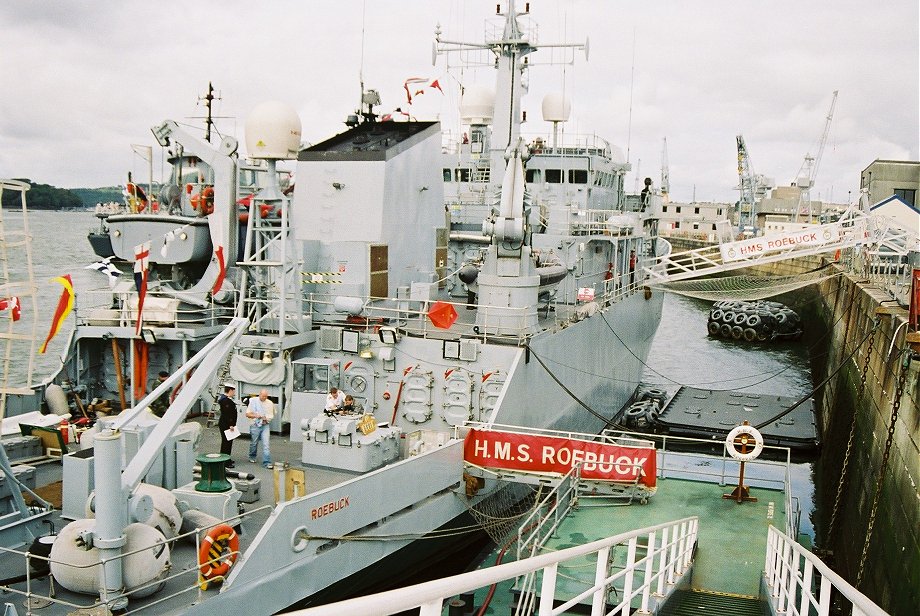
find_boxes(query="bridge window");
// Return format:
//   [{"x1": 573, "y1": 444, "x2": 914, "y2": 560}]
[
  {"x1": 545, "y1": 169, "x2": 563, "y2": 184},
  {"x1": 526, "y1": 169, "x2": 542, "y2": 183},
  {"x1": 443, "y1": 169, "x2": 452, "y2": 182},
  {"x1": 568, "y1": 169, "x2": 588, "y2": 184}
]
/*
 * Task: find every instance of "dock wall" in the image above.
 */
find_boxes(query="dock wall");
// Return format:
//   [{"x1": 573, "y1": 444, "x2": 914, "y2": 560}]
[{"x1": 750, "y1": 255, "x2": 918, "y2": 615}]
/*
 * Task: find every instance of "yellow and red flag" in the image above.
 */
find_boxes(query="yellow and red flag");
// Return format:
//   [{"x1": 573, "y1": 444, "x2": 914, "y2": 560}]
[{"x1": 39, "y1": 275, "x2": 74, "y2": 353}]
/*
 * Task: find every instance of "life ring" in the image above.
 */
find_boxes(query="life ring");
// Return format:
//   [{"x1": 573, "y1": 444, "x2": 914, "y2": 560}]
[
  {"x1": 725, "y1": 424, "x2": 764, "y2": 461},
  {"x1": 191, "y1": 186, "x2": 215, "y2": 216},
  {"x1": 198, "y1": 524, "x2": 239, "y2": 579}
]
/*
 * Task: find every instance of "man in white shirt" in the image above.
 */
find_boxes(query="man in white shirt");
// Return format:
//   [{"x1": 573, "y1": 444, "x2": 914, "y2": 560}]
[
  {"x1": 325, "y1": 387, "x2": 345, "y2": 414},
  {"x1": 246, "y1": 389, "x2": 274, "y2": 468}
]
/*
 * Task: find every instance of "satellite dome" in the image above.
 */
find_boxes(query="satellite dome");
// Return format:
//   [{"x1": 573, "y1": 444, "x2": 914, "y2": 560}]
[
  {"x1": 542, "y1": 92, "x2": 571, "y2": 123},
  {"x1": 460, "y1": 85, "x2": 495, "y2": 125},
  {"x1": 245, "y1": 101, "x2": 302, "y2": 160}
]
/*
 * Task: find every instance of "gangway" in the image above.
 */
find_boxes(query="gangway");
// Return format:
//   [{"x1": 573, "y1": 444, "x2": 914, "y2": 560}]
[{"x1": 646, "y1": 203, "x2": 917, "y2": 286}]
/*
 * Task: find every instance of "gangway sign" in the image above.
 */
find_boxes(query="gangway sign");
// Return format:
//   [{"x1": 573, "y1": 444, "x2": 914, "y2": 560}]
[
  {"x1": 720, "y1": 226, "x2": 840, "y2": 262},
  {"x1": 464, "y1": 428, "x2": 656, "y2": 488}
]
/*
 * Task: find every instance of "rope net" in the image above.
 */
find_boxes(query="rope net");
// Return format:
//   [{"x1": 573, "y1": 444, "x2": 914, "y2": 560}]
[
  {"x1": 466, "y1": 481, "x2": 542, "y2": 544},
  {"x1": 651, "y1": 270, "x2": 840, "y2": 301}
]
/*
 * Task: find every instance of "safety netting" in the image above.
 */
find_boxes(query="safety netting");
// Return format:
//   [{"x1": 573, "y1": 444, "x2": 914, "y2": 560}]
[
  {"x1": 466, "y1": 482, "x2": 543, "y2": 544},
  {"x1": 651, "y1": 269, "x2": 840, "y2": 301}
]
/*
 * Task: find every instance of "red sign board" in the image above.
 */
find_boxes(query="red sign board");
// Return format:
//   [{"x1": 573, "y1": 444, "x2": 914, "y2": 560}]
[{"x1": 464, "y1": 429, "x2": 656, "y2": 488}]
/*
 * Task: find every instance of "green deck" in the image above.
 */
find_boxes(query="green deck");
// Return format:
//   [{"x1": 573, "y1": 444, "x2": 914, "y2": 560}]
[{"x1": 465, "y1": 475, "x2": 787, "y2": 614}]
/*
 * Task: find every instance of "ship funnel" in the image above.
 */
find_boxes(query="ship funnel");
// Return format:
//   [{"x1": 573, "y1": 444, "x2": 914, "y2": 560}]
[
  {"x1": 245, "y1": 101, "x2": 302, "y2": 160},
  {"x1": 541, "y1": 92, "x2": 571, "y2": 123},
  {"x1": 460, "y1": 85, "x2": 495, "y2": 125}
]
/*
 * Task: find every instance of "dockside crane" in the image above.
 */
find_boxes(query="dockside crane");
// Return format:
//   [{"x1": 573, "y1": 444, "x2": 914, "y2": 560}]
[
  {"x1": 793, "y1": 90, "x2": 839, "y2": 221},
  {"x1": 735, "y1": 134, "x2": 758, "y2": 235}
]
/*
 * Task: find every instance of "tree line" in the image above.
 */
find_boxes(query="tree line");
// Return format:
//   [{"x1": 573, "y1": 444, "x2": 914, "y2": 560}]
[{"x1": 1, "y1": 180, "x2": 122, "y2": 210}]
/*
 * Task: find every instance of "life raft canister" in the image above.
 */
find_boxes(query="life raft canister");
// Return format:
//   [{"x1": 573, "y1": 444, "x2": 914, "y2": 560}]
[{"x1": 198, "y1": 523, "x2": 239, "y2": 580}]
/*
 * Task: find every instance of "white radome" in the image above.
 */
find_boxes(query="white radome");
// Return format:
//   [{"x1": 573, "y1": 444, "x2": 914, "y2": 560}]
[
  {"x1": 460, "y1": 85, "x2": 495, "y2": 125},
  {"x1": 542, "y1": 92, "x2": 572, "y2": 123},
  {"x1": 245, "y1": 101, "x2": 302, "y2": 160}
]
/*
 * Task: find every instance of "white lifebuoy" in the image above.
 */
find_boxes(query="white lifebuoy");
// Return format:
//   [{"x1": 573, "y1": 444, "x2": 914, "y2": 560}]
[{"x1": 725, "y1": 424, "x2": 764, "y2": 461}]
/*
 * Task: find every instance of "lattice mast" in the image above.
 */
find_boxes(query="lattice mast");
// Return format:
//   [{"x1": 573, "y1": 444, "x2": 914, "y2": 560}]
[
  {"x1": 736, "y1": 135, "x2": 758, "y2": 234},
  {"x1": 793, "y1": 90, "x2": 838, "y2": 222}
]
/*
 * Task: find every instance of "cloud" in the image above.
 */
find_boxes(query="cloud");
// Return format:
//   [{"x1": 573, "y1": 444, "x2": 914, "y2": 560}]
[{"x1": 0, "y1": 0, "x2": 916, "y2": 204}]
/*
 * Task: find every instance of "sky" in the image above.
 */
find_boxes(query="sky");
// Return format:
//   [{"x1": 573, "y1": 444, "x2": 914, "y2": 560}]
[{"x1": 1, "y1": 0, "x2": 917, "y2": 205}]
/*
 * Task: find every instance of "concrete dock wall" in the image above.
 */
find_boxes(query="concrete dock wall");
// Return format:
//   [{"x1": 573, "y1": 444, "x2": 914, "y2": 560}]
[{"x1": 751, "y1": 255, "x2": 918, "y2": 615}]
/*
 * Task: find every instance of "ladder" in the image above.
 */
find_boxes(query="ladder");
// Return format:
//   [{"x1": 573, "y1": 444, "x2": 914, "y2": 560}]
[
  {"x1": 0, "y1": 180, "x2": 41, "y2": 415},
  {"x1": 205, "y1": 351, "x2": 234, "y2": 427}
]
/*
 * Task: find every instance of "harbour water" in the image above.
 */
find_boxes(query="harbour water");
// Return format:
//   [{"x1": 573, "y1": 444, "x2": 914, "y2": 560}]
[{"x1": 4, "y1": 209, "x2": 818, "y2": 542}]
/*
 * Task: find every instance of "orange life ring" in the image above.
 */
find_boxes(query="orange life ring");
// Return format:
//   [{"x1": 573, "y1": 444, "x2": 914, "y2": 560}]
[{"x1": 198, "y1": 524, "x2": 239, "y2": 579}]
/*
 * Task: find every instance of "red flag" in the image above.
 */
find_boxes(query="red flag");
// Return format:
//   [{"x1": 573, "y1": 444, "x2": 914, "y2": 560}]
[
  {"x1": 403, "y1": 77, "x2": 428, "y2": 104},
  {"x1": 430, "y1": 79, "x2": 443, "y2": 93},
  {"x1": 0, "y1": 296, "x2": 21, "y2": 322},
  {"x1": 212, "y1": 246, "x2": 227, "y2": 295},
  {"x1": 39, "y1": 276, "x2": 74, "y2": 353},
  {"x1": 134, "y1": 241, "x2": 150, "y2": 335}
]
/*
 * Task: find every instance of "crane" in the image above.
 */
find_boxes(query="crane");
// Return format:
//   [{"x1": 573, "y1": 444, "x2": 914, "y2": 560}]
[
  {"x1": 794, "y1": 90, "x2": 839, "y2": 221},
  {"x1": 736, "y1": 134, "x2": 758, "y2": 235},
  {"x1": 660, "y1": 137, "x2": 670, "y2": 203}
]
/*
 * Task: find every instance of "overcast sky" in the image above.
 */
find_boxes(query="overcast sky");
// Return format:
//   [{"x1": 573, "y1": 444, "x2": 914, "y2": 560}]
[{"x1": 1, "y1": 0, "x2": 917, "y2": 204}]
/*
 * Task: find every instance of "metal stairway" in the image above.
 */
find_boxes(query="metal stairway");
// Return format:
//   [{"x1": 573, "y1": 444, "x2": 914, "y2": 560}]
[{"x1": 661, "y1": 589, "x2": 764, "y2": 616}]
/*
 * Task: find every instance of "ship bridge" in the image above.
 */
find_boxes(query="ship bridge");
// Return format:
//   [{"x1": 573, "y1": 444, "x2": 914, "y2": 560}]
[{"x1": 645, "y1": 205, "x2": 918, "y2": 302}]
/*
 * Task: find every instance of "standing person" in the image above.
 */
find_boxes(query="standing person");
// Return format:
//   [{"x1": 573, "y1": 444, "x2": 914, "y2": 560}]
[
  {"x1": 217, "y1": 385, "x2": 238, "y2": 468},
  {"x1": 325, "y1": 387, "x2": 345, "y2": 414},
  {"x1": 150, "y1": 371, "x2": 170, "y2": 418},
  {"x1": 246, "y1": 389, "x2": 274, "y2": 468},
  {"x1": 629, "y1": 249, "x2": 637, "y2": 288}
]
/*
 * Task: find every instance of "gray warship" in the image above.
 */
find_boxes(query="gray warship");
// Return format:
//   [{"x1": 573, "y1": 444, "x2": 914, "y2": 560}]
[{"x1": 0, "y1": 3, "x2": 669, "y2": 613}]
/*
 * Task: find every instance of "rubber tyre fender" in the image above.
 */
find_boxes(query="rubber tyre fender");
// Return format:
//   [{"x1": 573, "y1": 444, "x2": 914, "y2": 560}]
[
  {"x1": 733, "y1": 313, "x2": 748, "y2": 325},
  {"x1": 720, "y1": 323, "x2": 732, "y2": 337},
  {"x1": 743, "y1": 327, "x2": 758, "y2": 342},
  {"x1": 774, "y1": 312, "x2": 787, "y2": 325},
  {"x1": 722, "y1": 311, "x2": 736, "y2": 324},
  {"x1": 710, "y1": 309, "x2": 724, "y2": 322},
  {"x1": 746, "y1": 314, "x2": 762, "y2": 328},
  {"x1": 708, "y1": 321, "x2": 721, "y2": 335},
  {"x1": 731, "y1": 325, "x2": 744, "y2": 340}
]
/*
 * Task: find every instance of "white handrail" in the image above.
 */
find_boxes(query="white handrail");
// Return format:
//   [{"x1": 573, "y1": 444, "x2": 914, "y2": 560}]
[
  {"x1": 765, "y1": 526, "x2": 889, "y2": 616},
  {"x1": 289, "y1": 516, "x2": 698, "y2": 616}
]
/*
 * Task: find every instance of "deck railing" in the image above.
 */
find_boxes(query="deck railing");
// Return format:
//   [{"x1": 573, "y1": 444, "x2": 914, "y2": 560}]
[
  {"x1": 290, "y1": 516, "x2": 698, "y2": 616},
  {"x1": 765, "y1": 526, "x2": 888, "y2": 616}
]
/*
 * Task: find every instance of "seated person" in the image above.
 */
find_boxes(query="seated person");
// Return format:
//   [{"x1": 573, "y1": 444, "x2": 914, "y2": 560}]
[
  {"x1": 340, "y1": 394, "x2": 361, "y2": 414},
  {"x1": 324, "y1": 387, "x2": 345, "y2": 415}
]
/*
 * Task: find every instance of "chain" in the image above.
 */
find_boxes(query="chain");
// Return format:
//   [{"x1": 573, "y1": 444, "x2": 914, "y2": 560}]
[
  {"x1": 827, "y1": 318, "x2": 878, "y2": 539},
  {"x1": 855, "y1": 349, "x2": 911, "y2": 588}
]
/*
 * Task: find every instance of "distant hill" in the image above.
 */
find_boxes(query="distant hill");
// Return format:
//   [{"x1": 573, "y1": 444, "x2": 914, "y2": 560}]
[
  {"x1": 71, "y1": 187, "x2": 124, "y2": 208},
  {"x1": 1, "y1": 180, "x2": 84, "y2": 210}
]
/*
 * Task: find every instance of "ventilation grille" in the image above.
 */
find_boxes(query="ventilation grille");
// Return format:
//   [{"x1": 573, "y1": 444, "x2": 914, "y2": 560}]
[{"x1": 320, "y1": 327, "x2": 342, "y2": 351}]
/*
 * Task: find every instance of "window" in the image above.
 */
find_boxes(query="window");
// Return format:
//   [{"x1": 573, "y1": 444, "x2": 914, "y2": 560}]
[
  {"x1": 674, "y1": 221, "x2": 680, "y2": 229},
  {"x1": 545, "y1": 169, "x2": 562, "y2": 183},
  {"x1": 676, "y1": 206, "x2": 682, "y2": 213},
  {"x1": 443, "y1": 169, "x2": 452, "y2": 182},
  {"x1": 568, "y1": 169, "x2": 588, "y2": 184},
  {"x1": 456, "y1": 168, "x2": 471, "y2": 182},
  {"x1": 717, "y1": 208, "x2": 723, "y2": 216},
  {"x1": 694, "y1": 207, "x2": 700, "y2": 214},
  {"x1": 662, "y1": 205, "x2": 668, "y2": 213},
  {"x1": 894, "y1": 188, "x2": 916, "y2": 206},
  {"x1": 712, "y1": 224, "x2": 718, "y2": 230},
  {"x1": 526, "y1": 169, "x2": 542, "y2": 183}
]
